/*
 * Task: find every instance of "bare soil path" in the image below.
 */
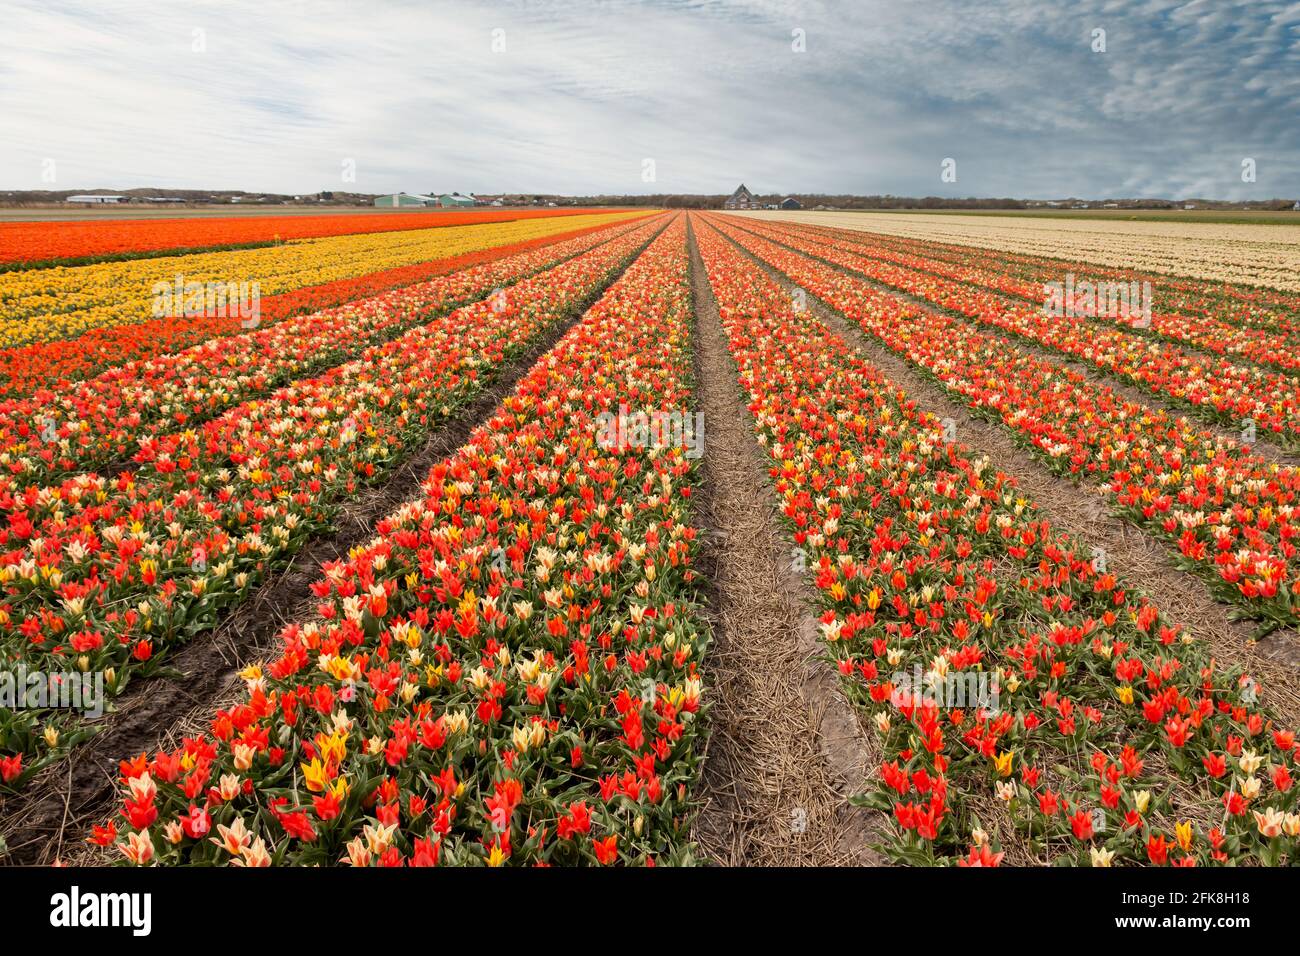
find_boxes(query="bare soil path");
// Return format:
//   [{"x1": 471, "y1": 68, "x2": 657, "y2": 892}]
[{"x1": 687, "y1": 217, "x2": 882, "y2": 866}]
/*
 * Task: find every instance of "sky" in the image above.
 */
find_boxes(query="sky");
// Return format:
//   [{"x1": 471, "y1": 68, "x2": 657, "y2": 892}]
[{"x1": 1, "y1": 0, "x2": 1297, "y2": 200}]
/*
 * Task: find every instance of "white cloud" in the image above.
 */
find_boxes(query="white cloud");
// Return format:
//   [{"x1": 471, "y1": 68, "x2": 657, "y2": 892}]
[{"x1": 0, "y1": 0, "x2": 1294, "y2": 199}]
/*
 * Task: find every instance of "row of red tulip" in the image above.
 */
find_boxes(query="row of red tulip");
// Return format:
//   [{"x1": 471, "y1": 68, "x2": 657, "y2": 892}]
[
  {"x1": 696, "y1": 216, "x2": 1298, "y2": 865},
  {"x1": 97, "y1": 214, "x2": 705, "y2": 866},
  {"x1": 0, "y1": 215, "x2": 668, "y2": 791},
  {"x1": 729, "y1": 217, "x2": 1300, "y2": 449},
  {"x1": 704, "y1": 214, "x2": 1300, "y2": 628}
]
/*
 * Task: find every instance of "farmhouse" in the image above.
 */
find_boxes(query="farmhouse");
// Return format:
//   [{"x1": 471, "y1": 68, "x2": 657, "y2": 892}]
[
  {"x1": 781, "y1": 197, "x2": 802, "y2": 210},
  {"x1": 65, "y1": 194, "x2": 126, "y2": 204},
  {"x1": 724, "y1": 183, "x2": 757, "y2": 210},
  {"x1": 373, "y1": 192, "x2": 436, "y2": 207}
]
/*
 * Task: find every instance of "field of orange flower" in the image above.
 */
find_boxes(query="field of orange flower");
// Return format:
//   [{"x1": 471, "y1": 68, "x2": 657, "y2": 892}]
[
  {"x1": 0, "y1": 207, "x2": 633, "y2": 270},
  {"x1": 1, "y1": 207, "x2": 1298, "y2": 870}
]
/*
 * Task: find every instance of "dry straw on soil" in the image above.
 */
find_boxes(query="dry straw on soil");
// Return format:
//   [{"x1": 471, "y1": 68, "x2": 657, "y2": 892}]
[{"x1": 687, "y1": 223, "x2": 881, "y2": 866}]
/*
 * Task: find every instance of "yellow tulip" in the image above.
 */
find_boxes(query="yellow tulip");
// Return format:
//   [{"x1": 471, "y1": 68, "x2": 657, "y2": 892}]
[{"x1": 300, "y1": 757, "x2": 329, "y2": 793}]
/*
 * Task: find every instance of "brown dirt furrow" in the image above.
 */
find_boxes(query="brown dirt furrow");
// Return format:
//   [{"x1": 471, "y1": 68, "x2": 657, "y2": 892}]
[
  {"x1": 686, "y1": 217, "x2": 882, "y2": 867},
  {"x1": 0, "y1": 265, "x2": 639, "y2": 867},
  {"x1": 708, "y1": 221, "x2": 1300, "y2": 732}
]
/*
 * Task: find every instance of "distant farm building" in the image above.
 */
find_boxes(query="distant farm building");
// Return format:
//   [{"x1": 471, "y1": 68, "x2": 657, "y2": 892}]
[
  {"x1": 374, "y1": 193, "x2": 436, "y2": 207},
  {"x1": 724, "y1": 184, "x2": 757, "y2": 210},
  {"x1": 435, "y1": 193, "x2": 476, "y2": 208},
  {"x1": 781, "y1": 197, "x2": 802, "y2": 210},
  {"x1": 65, "y1": 194, "x2": 126, "y2": 204}
]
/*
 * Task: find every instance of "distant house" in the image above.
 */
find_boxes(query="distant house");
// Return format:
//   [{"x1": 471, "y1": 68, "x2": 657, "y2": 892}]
[
  {"x1": 1292, "y1": 201, "x2": 1300, "y2": 211},
  {"x1": 374, "y1": 193, "x2": 436, "y2": 207},
  {"x1": 781, "y1": 197, "x2": 802, "y2": 210},
  {"x1": 1184, "y1": 203, "x2": 1196, "y2": 210},
  {"x1": 723, "y1": 183, "x2": 757, "y2": 210},
  {"x1": 65, "y1": 194, "x2": 125, "y2": 204}
]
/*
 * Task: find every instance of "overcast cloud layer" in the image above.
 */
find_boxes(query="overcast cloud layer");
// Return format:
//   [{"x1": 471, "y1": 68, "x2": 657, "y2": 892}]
[{"x1": 1, "y1": 0, "x2": 1296, "y2": 199}]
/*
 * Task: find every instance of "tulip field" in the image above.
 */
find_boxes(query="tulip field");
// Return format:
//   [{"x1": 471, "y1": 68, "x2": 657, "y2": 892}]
[{"x1": 1, "y1": 206, "x2": 1299, "y2": 869}]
